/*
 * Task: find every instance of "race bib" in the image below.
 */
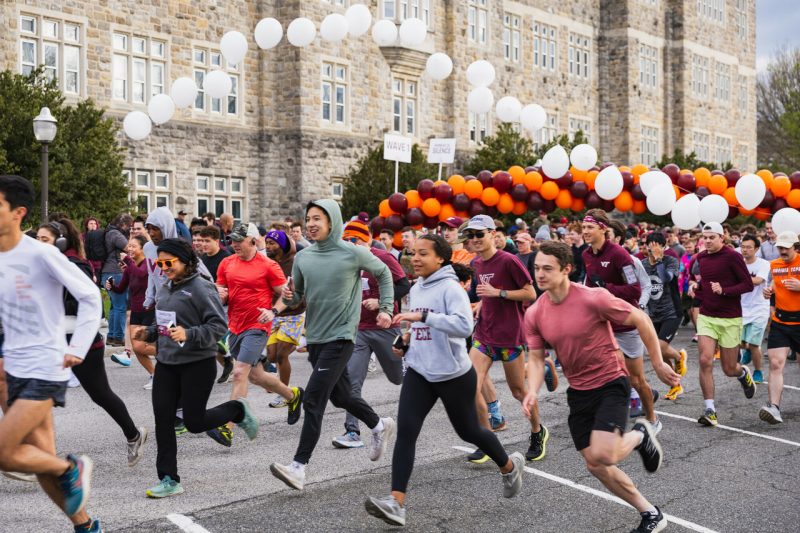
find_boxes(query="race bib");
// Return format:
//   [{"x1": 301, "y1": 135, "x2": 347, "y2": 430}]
[
  {"x1": 156, "y1": 310, "x2": 184, "y2": 346},
  {"x1": 361, "y1": 277, "x2": 370, "y2": 292},
  {"x1": 622, "y1": 264, "x2": 638, "y2": 285}
]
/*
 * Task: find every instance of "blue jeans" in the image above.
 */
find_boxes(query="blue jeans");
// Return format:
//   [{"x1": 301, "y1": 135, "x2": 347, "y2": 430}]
[{"x1": 102, "y1": 272, "x2": 127, "y2": 340}]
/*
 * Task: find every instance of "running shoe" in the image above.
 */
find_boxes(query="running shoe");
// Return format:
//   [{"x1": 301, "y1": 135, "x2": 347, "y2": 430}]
[
  {"x1": 143, "y1": 376, "x2": 153, "y2": 390},
  {"x1": 74, "y1": 519, "x2": 103, "y2": 533},
  {"x1": 526, "y1": 425, "x2": 549, "y2": 461},
  {"x1": 664, "y1": 384, "x2": 683, "y2": 400},
  {"x1": 738, "y1": 366, "x2": 757, "y2": 399},
  {"x1": 58, "y1": 454, "x2": 93, "y2": 517},
  {"x1": 264, "y1": 362, "x2": 278, "y2": 374},
  {"x1": 544, "y1": 358, "x2": 559, "y2": 392},
  {"x1": 235, "y1": 398, "x2": 259, "y2": 440},
  {"x1": 630, "y1": 396, "x2": 643, "y2": 418},
  {"x1": 368, "y1": 417, "x2": 396, "y2": 461},
  {"x1": 759, "y1": 403, "x2": 783, "y2": 424},
  {"x1": 145, "y1": 475, "x2": 184, "y2": 498},
  {"x1": 270, "y1": 461, "x2": 305, "y2": 490},
  {"x1": 502, "y1": 452, "x2": 525, "y2": 498},
  {"x1": 1, "y1": 471, "x2": 37, "y2": 482},
  {"x1": 287, "y1": 387, "x2": 304, "y2": 426},
  {"x1": 632, "y1": 419, "x2": 663, "y2": 473},
  {"x1": 68, "y1": 373, "x2": 82, "y2": 388},
  {"x1": 217, "y1": 336, "x2": 230, "y2": 357},
  {"x1": 675, "y1": 349, "x2": 688, "y2": 377},
  {"x1": 206, "y1": 425, "x2": 233, "y2": 447},
  {"x1": 698, "y1": 408, "x2": 718, "y2": 427},
  {"x1": 490, "y1": 415, "x2": 507, "y2": 432},
  {"x1": 110, "y1": 350, "x2": 131, "y2": 367},
  {"x1": 217, "y1": 357, "x2": 233, "y2": 384},
  {"x1": 651, "y1": 418, "x2": 663, "y2": 435},
  {"x1": 269, "y1": 394, "x2": 287, "y2": 408},
  {"x1": 740, "y1": 348, "x2": 752, "y2": 365},
  {"x1": 174, "y1": 418, "x2": 187, "y2": 436},
  {"x1": 332, "y1": 431, "x2": 365, "y2": 449},
  {"x1": 365, "y1": 495, "x2": 405, "y2": 526},
  {"x1": 127, "y1": 427, "x2": 148, "y2": 467},
  {"x1": 752, "y1": 370, "x2": 763, "y2": 384},
  {"x1": 789, "y1": 350, "x2": 797, "y2": 361},
  {"x1": 652, "y1": 389, "x2": 659, "y2": 404},
  {"x1": 368, "y1": 355, "x2": 378, "y2": 373},
  {"x1": 467, "y1": 449, "x2": 490, "y2": 464},
  {"x1": 631, "y1": 507, "x2": 667, "y2": 532}
]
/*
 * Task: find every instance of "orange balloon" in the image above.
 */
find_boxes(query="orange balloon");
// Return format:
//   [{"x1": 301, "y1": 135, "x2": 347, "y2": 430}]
[
  {"x1": 754, "y1": 210, "x2": 770, "y2": 221},
  {"x1": 464, "y1": 179, "x2": 484, "y2": 199},
  {"x1": 723, "y1": 187, "x2": 738, "y2": 207},
  {"x1": 772, "y1": 176, "x2": 791, "y2": 198},
  {"x1": 508, "y1": 166, "x2": 526, "y2": 185},
  {"x1": 756, "y1": 169, "x2": 774, "y2": 187},
  {"x1": 393, "y1": 232, "x2": 403, "y2": 249},
  {"x1": 497, "y1": 193, "x2": 515, "y2": 214},
  {"x1": 555, "y1": 189, "x2": 573, "y2": 210},
  {"x1": 524, "y1": 171, "x2": 543, "y2": 192},
  {"x1": 482, "y1": 187, "x2": 500, "y2": 206},
  {"x1": 447, "y1": 175, "x2": 466, "y2": 195},
  {"x1": 680, "y1": 168, "x2": 692, "y2": 175},
  {"x1": 405, "y1": 190, "x2": 422, "y2": 209},
  {"x1": 512, "y1": 201, "x2": 527, "y2": 215},
  {"x1": 708, "y1": 174, "x2": 728, "y2": 195},
  {"x1": 433, "y1": 180, "x2": 447, "y2": 190},
  {"x1": 438, "y1": 203, "x2": 455, "y2": 221},
  {"x1": 570, "y1": 198, "x2": 585, "y2": 212},
  {"x1": 379, "y1": 199, "x2": 395, "y2": 218},
  {"x1": 632, "y1": 200, "x2": 647, "y2": 214},
  {"x1": 694, "y1": 167, "x2": 711, "y2": 188},
  {"x1": 673, "y1": 185, "x2": 682, "y2": 200},
  {"x1": 619, "y1": 166, "x2": 631, "y2": 173},
  {"x1": 571, "y1": 167, "x2": 588, "y2": 182},
  {"x1": 614, "y1": 191, "x2": 634, "y2": 212},
  {"x1": 738, "y1": 206, "x2": 755, "y2": 217},
  {"x1": 787, "y1": 189, "x2": 800, "y2": 209},
  {"x1": 631, "y1": 164, "x2": 649, "y2": 177},
  {"x1": 421, "y1": 198, "x2": 441, "y2": 217},
  {"x1": 585, "y1": 170, "x2": 598, "y2": 190},
  {"x1": 540, "y1": 181, "x2": 560, "y2": 201}
]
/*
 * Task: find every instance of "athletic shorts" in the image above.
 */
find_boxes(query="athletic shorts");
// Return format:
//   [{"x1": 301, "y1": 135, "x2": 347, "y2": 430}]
[
  {"x1": 6, "y1": 373, "x2": 67, "y2": 408},
  {"x1": 472, "y1": 340, "x2": 525, "y2": 363},
  {"x1": 692, "y1": 298, "x2": 701, "y2": 309},
  {"x1": 742, "y1": 321, "x2": 768, "y2": 347},
  {"x1": 652, "y1": 317, "x2": 682, "y2": 343},
  {"x1": 130, "y1": 310, "x2": 155, "y2": 326},
  {"x1": 567, "y1": 376, "x2": 630, "y2": 451},
  {"x1": 268, "y1": 314, "x2": 305, "y2": 346},
  {"x1": 697, "y1": 314, "x2": 742, "y2": 349},
  {"x1": 229, "y1": 329, "x2": 268, "y2": 367},
  {"x1": 767, "y1": 321, "x2": 800, "y2": 352},
  {"x1": 615, "y1": 330, "x2": 644, "y2": 359}
]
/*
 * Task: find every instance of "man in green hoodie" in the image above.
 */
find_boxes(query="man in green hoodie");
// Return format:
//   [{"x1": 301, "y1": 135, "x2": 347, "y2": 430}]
[{"x1": 269, "y1": 200, "x2": 397, "y2": 491}]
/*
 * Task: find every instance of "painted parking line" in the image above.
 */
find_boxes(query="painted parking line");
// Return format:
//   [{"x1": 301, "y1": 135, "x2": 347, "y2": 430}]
[
  {"x1": 452, "y1": 445, "x2": 718, "y2": 533},
  {"x1": 655, "y1": 410, "x2": 800, "y2": 447},
  {"x1": 762, "y1": 381, "x2": 800, "y2": 391},
  {"x1": 167, "y1": 513, "x2": 212, "y2": 533}
]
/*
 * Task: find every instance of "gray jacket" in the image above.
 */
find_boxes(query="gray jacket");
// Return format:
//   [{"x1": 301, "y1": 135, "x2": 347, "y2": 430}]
[{"x1": 101, "y1": 225, "x2": 128, "y2": 274}]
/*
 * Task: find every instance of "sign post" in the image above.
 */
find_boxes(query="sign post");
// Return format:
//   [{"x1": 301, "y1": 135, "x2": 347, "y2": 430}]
[
  {"x1": 383, "y1": 134, "x2": 412, "y2": 193},
  {"x1": 427, "y1": 138, "x2": 457, "y2": 182}
]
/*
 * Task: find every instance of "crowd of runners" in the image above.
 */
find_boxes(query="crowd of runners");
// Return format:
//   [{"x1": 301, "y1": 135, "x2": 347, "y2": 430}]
[{"x1": 0, "y1": 173, "x2": 798, "y2": 533}]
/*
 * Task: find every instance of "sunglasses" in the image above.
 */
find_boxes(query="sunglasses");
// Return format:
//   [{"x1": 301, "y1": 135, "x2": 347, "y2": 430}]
[
  {"x1": 155, "y1": 258, "x2": 179, "y2": 269},
  {"x1": 464, "y1": 230, "x2": 486, "y2": 240},
  {"x1": 345, "y1": 237, "x2": 360, "y2": 244}
]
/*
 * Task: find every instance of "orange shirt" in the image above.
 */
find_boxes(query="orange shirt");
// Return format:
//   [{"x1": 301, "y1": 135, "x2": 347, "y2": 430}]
[
  {"x1": 770, "y1": 254, "x2": 800, "y2": 325},
  {"x1": 452, "y1": 248, "x2": 475, "y2": 265}
]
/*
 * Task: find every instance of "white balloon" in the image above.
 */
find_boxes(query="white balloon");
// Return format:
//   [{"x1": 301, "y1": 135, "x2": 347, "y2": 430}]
[
  {"x1": 254, "y1": 18, "x2": 283, "y2": 49},
  {"x1": 595, "y1": 165, "x2": 624, "y2": 200},
  {"x1": 541, "y1": 145, "x2": 570, "y2": 180},
  {"x1": 399, "y1": 17, "x2": 427, "y2": 46},
  {"x1": 371, "y1": 19, "x2": 398, "y2": 46},
  {"x1": 425, "y1": 53, "x2": 453, "y2": 80},
  {"x1": 699, "y1": 194, "x2": 729, "y2": 224},
  {"x1": 734, "y1": 173, "x2": 767, "y2": 211},
  {"x1": 772, "y1": 208, "x2": 800, "y2": 236},
  {"x1": 320, "y1": 13, "x2": 349, "y2": 43},
  {"x1": 519, "y1": 104, "x2": 547, "y2": 131},
  {"x1": 220, "y1": 31, "x2": 248, "y2": 65},
  {"x1": 123, "y1": 111, "x2": 152, "y2": 141},
  {"x1": 287, "y1": 18, "x2": 316, "y2": 47},
  {"x1": 170, "y1": 77, "x2": 198, "y2": 109},
  {"x1": 647, "y1": 182, "x2": 677, "y2": 216},
  {"x1": 671, "y1": 194, "x2": 702, "y2": 230},
  {"x1": 203, "y1": 70, "x2": 232, "y2": 99},
  {"x1": 345, "y1": 4, "x2": 372, "y2": 37},
  {"x1": 147, "y1": 94, "x2": 175, "y2": 125},
  {"x1": 467, "y1": 87, "x2": 494, "y2": 114},
  {"x1": 495, "y1": 96, "x2": 522, "y2": 123},
  {"x1": 570, "y1": 144, "x2": 598, "y2": 171},
  {"x1": 466, "y1": 60, "x2": 496, "y2": 87},
  {"x1": 640, "y1": 170, "x2": 672, "y2": 196}
]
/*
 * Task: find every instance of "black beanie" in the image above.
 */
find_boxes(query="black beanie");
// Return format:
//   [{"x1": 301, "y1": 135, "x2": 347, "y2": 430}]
[{"x1": 157, "y1": 238, "x2": 194, "y2": 266}]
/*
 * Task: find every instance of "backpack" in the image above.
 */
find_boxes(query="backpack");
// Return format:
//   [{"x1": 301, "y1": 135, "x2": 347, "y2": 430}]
[{"x1": 84, "y1": 229, "x2": 107, "y2": 262}]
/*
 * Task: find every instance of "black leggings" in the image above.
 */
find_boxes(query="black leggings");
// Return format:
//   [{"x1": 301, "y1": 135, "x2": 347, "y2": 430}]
[
  {"x1": 391, "y1": 367, "x2": 509, "y2": 493},
  {"x1": 152, "y1": 357, "x2": 244, "y2": 482}
]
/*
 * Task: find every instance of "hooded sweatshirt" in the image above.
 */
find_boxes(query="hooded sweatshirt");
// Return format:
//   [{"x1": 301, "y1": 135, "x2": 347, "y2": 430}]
[
  {"x1": 404, "y1": 265, "x2": 474, "y2": 382},
  {"x1": 283, "y1": 199, "x2": 393, "y2": 344}
]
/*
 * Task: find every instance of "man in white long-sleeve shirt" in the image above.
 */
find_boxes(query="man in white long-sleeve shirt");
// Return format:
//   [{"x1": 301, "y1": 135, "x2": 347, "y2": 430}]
[{"x1": 0, "y1": 175, "x2": 103, "y2": 532}]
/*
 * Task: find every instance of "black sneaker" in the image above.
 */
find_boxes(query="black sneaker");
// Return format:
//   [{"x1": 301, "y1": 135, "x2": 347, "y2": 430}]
[
  {"x1": 789, "y1": 350, "x2": 797, "y2": 361},
  {"x1": 631, "y1": 506, "x2": 667, "y2": 532},
  {"x1": 467, "y1": 448, "x2": 489, "y2": 464},
  {"x1": 738, "y1": 366, "x2": 756, "y2": 399},
  {"x1": 217, "y1": 358, "x2": 233, "y2": 384},
  {"x1": 525, "y1": 425, "x2": 549, "y2": 461},
  {"x1": 287, "y1": 387, "x2": 304, "y2": 425},
  {"x1": 632, "y1": 419, "x2": 662, "y2": 473},
  {"x1": 206, "y1": 425, "x2": 233, "y2": 447},
  {"x1": 651, "y1": 389, "x2": 659, "y2": 404}
]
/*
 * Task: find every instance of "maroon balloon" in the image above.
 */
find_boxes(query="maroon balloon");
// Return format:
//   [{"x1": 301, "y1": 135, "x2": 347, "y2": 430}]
[
  {"x1": 370, "y1": 216, "x2": 385, "y2": 233},
  {"x1": 384, "y1": 214, "x2": 404, "y2": 231},
  {"x1": 695, "y1": 186, "x2": 710, "y2": 199},
  {"x1": 710, "y1": 169, "x2": 724, "y2": 176},
  {"x1": 493, "y1": 171, "x2": 513, "y2": 193},
  {"x1": 602, "y1": 200, "x2": 615, "y2": 212},
  {"x1": 423, "y1": 215, "x2": 440, "y2": 229},
  {"x1": 631, "y1": 184, "x2": 646, "y2": 201},
  {"x1": 464, "y1": 175, "x2": 477, "y2": 182},
  {"x1": 772, "y1": 198, "x2": 789, "y2": 213},
  {"x1": 571, "y1": 180, "x2": 589, "y2": 199},
  {"x1": 662, "y1": 163, "x2": 681, "y2": 183},
  {"x1": 621, "y1": 171, "x2": 634, "y2": 190},
  {"x1": 417, "y1": 179, "x2": 435, "y2": 200},
  {"x1": 405, "y1": 208, "x2": 424, "y2": 226},
  {"x1": 725, "y1": 168, "x2": 741, "y2": 186},
  {"x1": 434, "y1": 183, "x2": 453, "y2": 203},
  {"x1": 524, "y1": 166, "x2": 537, "y2": 174},
  {"x1": 676, "y1": 172, "x2": 696, "y2": 192},
  {"x1": 469, "y1": 200, "x2": 486, "y2": 217},
  {"x1": 728, "y1": 206, "x2": 740, "y2": 220},
  {"x1": 541, "y1": 200, "x2": 556, "y2": 214},
  {"x1": 791, "y1": 171, "x2": 800, "y2": 189},
  {"x1": 485, "y1": 205, "x2": 498, "y2": 218},
  {"x1": 585, "y1": 191, "x2": 603, "y2": 209},
  {"x1": 527, "y1": 191, "x2": 544, "y2": 210},
  {"x1": 590, "y1": 165, "x2": 601, "y2": 172},
  {"x1": 774, "y1": 172, "x2": 787, "y2": 178},
  {"x1": 555, "y1": 172, "x2": 573, "y2": 189},
  {"x1": 477, "y1": 170, "x2": 494, "y2": 188},
  {"x1": 759, "y1": 190, "x2": 775, "y2": 208},
  {"x1": 511, "y1": 184, "x2": 529, "y2": 202},
  {"x1": 600, "y1": 162, "x2": 614, "y2": 170},
  {"x1": 452, "y1": 193, "x2": 471, "y2": 212},
  {"x1": 388, "y1": 192, "x2": 408, "y2": 214}
]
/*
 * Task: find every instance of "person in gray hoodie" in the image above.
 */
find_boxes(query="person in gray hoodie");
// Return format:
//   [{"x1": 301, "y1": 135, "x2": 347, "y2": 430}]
[{"x1": 364, "y1": 234, "x2": 524, "y2": 528}]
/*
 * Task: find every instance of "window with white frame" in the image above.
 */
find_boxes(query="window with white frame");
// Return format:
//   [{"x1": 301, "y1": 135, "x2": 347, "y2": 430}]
[
  {"x1": 392, "y1": 77, "x2": 417, "y2": 136},
  {"x1": 639, "y1": 44, "x2": 658, "y2": 89},
  {"x1": 533, "y1": 22, "x2": 557, "y2": 71},
  {"x1": 535, "y1": 113, "x2": 558, "y2": 150},
  {"x1": 468, "y1": 0, "x2": 488, "y2": 44},
  {"x1": 693, "y1": 131, "x2": 710, "y2": 161},
  {"x1": 692, "y1": 55, "x2": 709, "y2": 99},
  {"x1": 715, "y1": 62, "x2": 730, "y2": 102},
  {"x1": 734, "y1": 0, "x2": 747, "y2": 39},
  {"x1": 503, "y1": 14, "x2": 521, "y2": 63},
  {"x1": 697, "y1": 0, "x2": 725, "y2": 24},
  {"x1": 19, "y1": 14, "x2": 83, "y2": 95},
  {"x1": 193, "y1": 47, "x2": 239, "y2": 116},
  {"x1": 568, "y1": 117, "x2": 592, "y2": 144},
  {"x1": 112, "y1": 32, "x2": 166, "y2": 104},
  {"x1": 714, "y1": 135, "x2": 731, "y2": 165},
  {"x1": 195, "y1": 176, "x2": 246, "y2": 221},
  {"x1": 331, "y1": 177, "x2": 345, "y2": 201},
  {"x1": 736, "y1": 143, "x2": 748, "y2": 171},
  {"x1": 640, "y1": 125, "x2": 661, "y2": 167},
  {"x1": 738, "y1": 75, "x2": 748, "y2": 113},
  {"x1": 321, "y1": 62, "x2": 348, "y2": 126},
  {"x1": 383, "y1": 0, "x2": 431, "y2": 26},
  {"x1": 469, "y1": 112, "x2": 490, "y2": 144},
  {"x1": 126, "y1": 169, "x2": 173, "y2": 213},
  {"x1": 324, "y1": 0, "x2": 348, "y2": 7},
  {"x1": 568, "y1": 34, "x2": 590, "y2": 79}
]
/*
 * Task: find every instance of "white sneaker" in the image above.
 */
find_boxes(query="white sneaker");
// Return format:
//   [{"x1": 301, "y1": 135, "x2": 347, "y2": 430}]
[
  {"x1": 143, "y1": 376, "x2": 153, "y2": 390},
  {"x1": 270, "y1": 461, "x2": 305, "y2": 490},
  {"x1": 269, "y1": 394, "x2": 287, "y2": 408},
  {"x1": 759, "y1": 403, "x2": 783, "y2": 424},
  {"x1": 651, "y1": 417, "x2": 663, "y2": 435},
  {"x1": 2, "y1": 471, "x2": 37, "y2": 482},
  {"x1": 332, "y1": 431, "x2": 365, "y2": 449},
  {"x1": 368, "y1": 417, "x2": 396, "y2": 461},
  {"x1": 368, "y1": 354, "x2": 378, "y2": 373},
  {"x1": 127, "y1": 427, "x2": 148, "y2": 467},
  {"x1": 111, "y1": 350, "x2": 131, "y2": 367},
  {"x1": 67, "y1": 372, "x2": 81, "y2": 388}
]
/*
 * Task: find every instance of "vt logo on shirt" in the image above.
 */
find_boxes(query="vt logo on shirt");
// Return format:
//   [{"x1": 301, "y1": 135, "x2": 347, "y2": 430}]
[
  {"x1": 479, "y1": 273, "x2": 495, "y2": 284},
  {"x1": 600, "y1": 261, "x2": 610, "y2": 267}
]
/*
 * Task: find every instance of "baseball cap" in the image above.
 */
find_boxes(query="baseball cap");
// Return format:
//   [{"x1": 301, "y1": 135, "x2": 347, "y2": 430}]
[
  {"x1": 556, "y1": 227, "x2": 567, "y2": 236},
  {"x1": 177, "y1": 210, "x2": 187, "y2": 216},
  {"x1": 230, "y1": 222, "x2": 260, "y2": 241},
  {"x1": 439, "y1": 216, "x2": 464, "y2": 229},
  {"x1": 514, "y1": 232, "x2": 532, "y2": 243},
  {"x1": 776, "y1": 230, "x2": 799, "y2": 249},
  {"x1": 466, "y1": 215, "x2": 496, "y2": 231},
  {"x1": 701, "y1": 222, "x2": 724, "y2": 235}
]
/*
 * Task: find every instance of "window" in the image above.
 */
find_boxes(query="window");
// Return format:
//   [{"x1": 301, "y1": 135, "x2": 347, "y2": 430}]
[
  {"x1": 697, "y1": 0, "x2": 725, "y2": 24},
  {"x1": 127, "y1": 169, "x2": 173, "y2": 213},
  {"x1": 692, "y1": 55, "x2": 709, "y2": 99},
  {"x1": 715, "y1": 136, "x2": 731, "y2": 165},
  {"x1": 122, "y1": 169, "x2": 132, "y2": 185},
  {"x1": 137, "y1": 194, "x2": 150, "y2": 213},
  {"x1": 693, "y1": 131, "x2": 710, "y2": 161},
  {"x1": 738, "y1": 75, "x2": 748, "y2": 113},
  {"x1": 196, "y1": 176, "x2": 246, "y2": 220},
  {"x1": 469, "y1": 112, "x2": 490, "y2": 144},
  {"x1": 568, "y1": 34, "x2": 590, "y2": 79},
  {"x1": 136, "y1": 171, "x2": 150, "y2": 188},
  {"x1": 383, "y1": 0, "x2": 396, "y2": 19},
  {"x1": 321, "y1": 62, "x2": 348, "y2": 126},
  {"x1": 383, "y1": 0, "x2": 431, "y2": 25},
  {"x1": 197, "y1": 197, "x2": 209, "y2": 216},
  {"x1": 715, "y1": 62, "x2": 730, "y2": 102},
  {"x1": 112, "y1": 32, "x2": 167, "y2": 104},
  {"x1": 533, "y1": 22, "x2": 557, "y2": 71},
  {"x1": 736, "y1": 143, "x2": 749, "y2": 171},
  {"x1": 155, "y1": 194, "x2": 170, "y2": 209},
  {"x1": 568, "y1": 117, "x2": 592, "y2": 144},
  {"x1": 155, "y1": 172, "x2": 169, "y2": 189},
  {"x1": 214, "y1": 178, "x2": 226, "y2": 193},
  {"x1": 331, "y1": 177, "x2": 345, "y2": 200},
  {"x1": 392, "y1": 77, "x2": 417, "y2": 136},
  {"x1": 468, "y1": 0, "x2": 488, "y2": 44},
  {"x1": 503, "y1": 14, "x2": 521, "y2": 63},
  {"x1": 640, "y1": 125, "x2": 661, "y2": 167},
  {"x1": 231, "y1": 178, "x2": 243, "y2": 194},
  {"x1": 193, "y1": 46, "x2": 240, "y2": 117},
  {"x1": 639, "y1": 44, "x2": 658, "y2": 89},
  {"x1": 197, "y1": 175, "x2": 209, "y2": 192},
  {"x1": 18, "y1": 14, "x2": 83, "y2": 95},
  {"x1": 535, "y1": 113, "x2": 558, "y2": 150},
  {"x1": 734, "y1": 0, "x2": 747, "y2": 39}
]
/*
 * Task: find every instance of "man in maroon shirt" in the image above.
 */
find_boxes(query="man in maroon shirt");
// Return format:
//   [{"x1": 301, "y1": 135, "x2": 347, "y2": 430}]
[{"x1": 690, "y1": 222, "x2": 755, "y2": 426}]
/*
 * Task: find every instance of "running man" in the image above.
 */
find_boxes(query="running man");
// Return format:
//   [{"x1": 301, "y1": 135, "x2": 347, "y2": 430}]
[
  {"x1": 738, "y1": 234, "x2": 771, "y2": 384},
  {"x1": 0, "y1": 175, "x2": 102, "y2": 532},
  {"x1": 523, "y1": 241, "x2": 680, "y2": 533}
]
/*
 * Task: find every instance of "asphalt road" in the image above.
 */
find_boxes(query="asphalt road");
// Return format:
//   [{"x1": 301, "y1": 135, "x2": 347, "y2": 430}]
[{"x1": 2, "y1": 325, "x2": 799, "y2": 532}]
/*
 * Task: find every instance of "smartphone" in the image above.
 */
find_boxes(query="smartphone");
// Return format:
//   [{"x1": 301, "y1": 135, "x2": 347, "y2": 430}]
[{"x1": 392, "y1": 334, "x2": 409, "y2": 354}]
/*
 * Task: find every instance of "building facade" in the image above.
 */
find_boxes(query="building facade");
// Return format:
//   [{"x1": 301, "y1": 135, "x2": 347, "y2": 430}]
[{"x1": 1, "y1": 0, "x2": 756, "y2": 222}]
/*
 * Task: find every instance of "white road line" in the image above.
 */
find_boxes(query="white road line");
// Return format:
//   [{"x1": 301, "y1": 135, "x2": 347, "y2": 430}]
[
  {"x1": 452, "y1": 446, "x2": 718, "y2": 533},
  {"x1": 167, "y1": 513, "x2": 212, "y2": 533},
  {"x1": 762, "y1": 381, "x2": 800, "y2": 391},
  {"x1": 655, "y1": 410, "x2": 800, "y2": 447}
]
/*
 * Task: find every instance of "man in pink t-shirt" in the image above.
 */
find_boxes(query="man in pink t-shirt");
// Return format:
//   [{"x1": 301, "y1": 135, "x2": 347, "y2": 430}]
[{"x1": 523, "y1": 241, "x2": 680, "y2": 533}]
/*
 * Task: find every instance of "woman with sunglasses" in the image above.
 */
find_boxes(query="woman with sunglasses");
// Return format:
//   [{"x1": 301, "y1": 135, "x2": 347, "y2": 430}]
[
  {"x1": 132, "y1": 238, "x2": 258, "y2": 498},
  {"x1": 365, "y1": 234, "x2": 524, "y2": 527},
  {"x1": 36, "y1": 219, "x2": 147, "y2": 467}
]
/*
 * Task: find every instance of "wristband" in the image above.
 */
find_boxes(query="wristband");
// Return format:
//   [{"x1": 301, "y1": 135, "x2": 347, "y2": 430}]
[
  {"x1": 421, "y1": 310, "x2": 429, "y2": 323},
  {"x1": 271, "y1": 307, "x2": 278, "y2": 315}
]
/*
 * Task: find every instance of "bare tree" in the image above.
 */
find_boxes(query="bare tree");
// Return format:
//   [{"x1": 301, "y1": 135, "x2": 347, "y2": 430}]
[{"x1": 757, "y1": 47, "x2": 800, "y2": 172}]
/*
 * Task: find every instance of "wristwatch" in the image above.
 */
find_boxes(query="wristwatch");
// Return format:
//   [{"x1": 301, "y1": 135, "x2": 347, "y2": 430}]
[
  {"x1": 270, "y1": 307, "x2": 278, "y2": 315},
  {"x1": 499, "y1": 289, "x2": 508, "y2": 299}
]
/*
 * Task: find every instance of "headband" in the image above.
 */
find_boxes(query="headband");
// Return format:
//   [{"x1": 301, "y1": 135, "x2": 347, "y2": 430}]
[{"x1": 582, "y1": 215, "x2": 607, "y2": 229}]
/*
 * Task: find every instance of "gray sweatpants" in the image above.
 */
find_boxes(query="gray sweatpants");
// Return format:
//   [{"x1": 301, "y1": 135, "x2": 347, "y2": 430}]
[{"x1": 344, "y1": 328, "x2": 404, "y2": 434}]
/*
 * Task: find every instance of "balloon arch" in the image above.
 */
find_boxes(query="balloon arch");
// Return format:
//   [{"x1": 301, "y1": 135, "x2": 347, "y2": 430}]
[{"x1": 372, "y1": 164, "x2": 800, "y2": 248}]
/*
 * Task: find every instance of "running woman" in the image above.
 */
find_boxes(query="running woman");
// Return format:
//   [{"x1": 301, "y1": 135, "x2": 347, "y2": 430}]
[
  {"x1": 0, "y1": 175, "x2": 101, "y2": 532},
  {"x1": 523, "y1": 241, "x2": 680, "y2": 533},
  {"x1": 365, "y1": 235, "x2": 524, "y2": 527},
  {"x1": 738, "y1": 234, "x2": 771, "y2": 384}
]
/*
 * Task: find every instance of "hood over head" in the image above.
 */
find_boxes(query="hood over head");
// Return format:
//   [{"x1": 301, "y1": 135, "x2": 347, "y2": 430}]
[
  {"x1": 306, "y1": 199, "x2": 343, "y2": 248},
  {"x1": 145, "y1": 207, "x2": 177, "y2": 240}
]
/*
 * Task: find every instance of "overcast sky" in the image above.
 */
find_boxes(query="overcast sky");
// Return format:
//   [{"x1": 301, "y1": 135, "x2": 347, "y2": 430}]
[{"x1": 757, "y1": 0, "x2": 800, "y2": 72}]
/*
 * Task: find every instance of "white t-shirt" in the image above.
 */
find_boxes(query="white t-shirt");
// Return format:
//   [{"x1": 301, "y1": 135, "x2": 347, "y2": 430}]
[
  {"x1": 741, "y1": 256, "x2": 771, "y2": 325},
  {"x1": 0, "y1": 236, "x2": 102, "y2": 381}
]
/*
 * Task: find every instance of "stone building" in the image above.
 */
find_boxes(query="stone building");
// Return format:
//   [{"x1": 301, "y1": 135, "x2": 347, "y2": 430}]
[{"x1": 1, "y1": 0, "x2": 756, "y2": 222}]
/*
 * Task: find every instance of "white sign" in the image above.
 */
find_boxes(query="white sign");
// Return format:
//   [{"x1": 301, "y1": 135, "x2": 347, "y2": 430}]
[
  {"x1": 427, "y1": 138, "x2": 456, "y2": 164},
  {"x1": 383, "y1": 134, "x2": 412, "y2": 163}
]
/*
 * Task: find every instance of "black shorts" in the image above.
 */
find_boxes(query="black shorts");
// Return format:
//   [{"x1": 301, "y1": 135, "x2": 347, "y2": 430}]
[
  {"x1": 653, "y1": 317, "x2": 682, "y2": 343},
  {"x1": 691, "y1": 298, "x2": 701, "y2": 309},
  {"x1": 130, "y1": 310, "x2": 155, "y2": 326},
  {"x1": 6, "y1": 373, "x2": 67, "y2": 408},
  {"x1": 767, "y1": 321, "x2": 800, "y2": 352},
  {"x1": 567, "y1": 376, "x2": 630, "y2": 451}
]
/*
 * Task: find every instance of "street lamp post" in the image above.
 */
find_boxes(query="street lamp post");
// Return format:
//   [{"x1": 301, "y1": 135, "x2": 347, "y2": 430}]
[{"x1": 33, "y1": 107, "x2": 58, "y2": 221}]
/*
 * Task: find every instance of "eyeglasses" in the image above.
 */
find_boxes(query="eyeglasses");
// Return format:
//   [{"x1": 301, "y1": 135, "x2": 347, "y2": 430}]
[
  {"x1": 464, "y1": 230, "x2": 486, "y2": 240},
  {"x1": 155, "y1": 258, "x2": 179, "y2": 269}
]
